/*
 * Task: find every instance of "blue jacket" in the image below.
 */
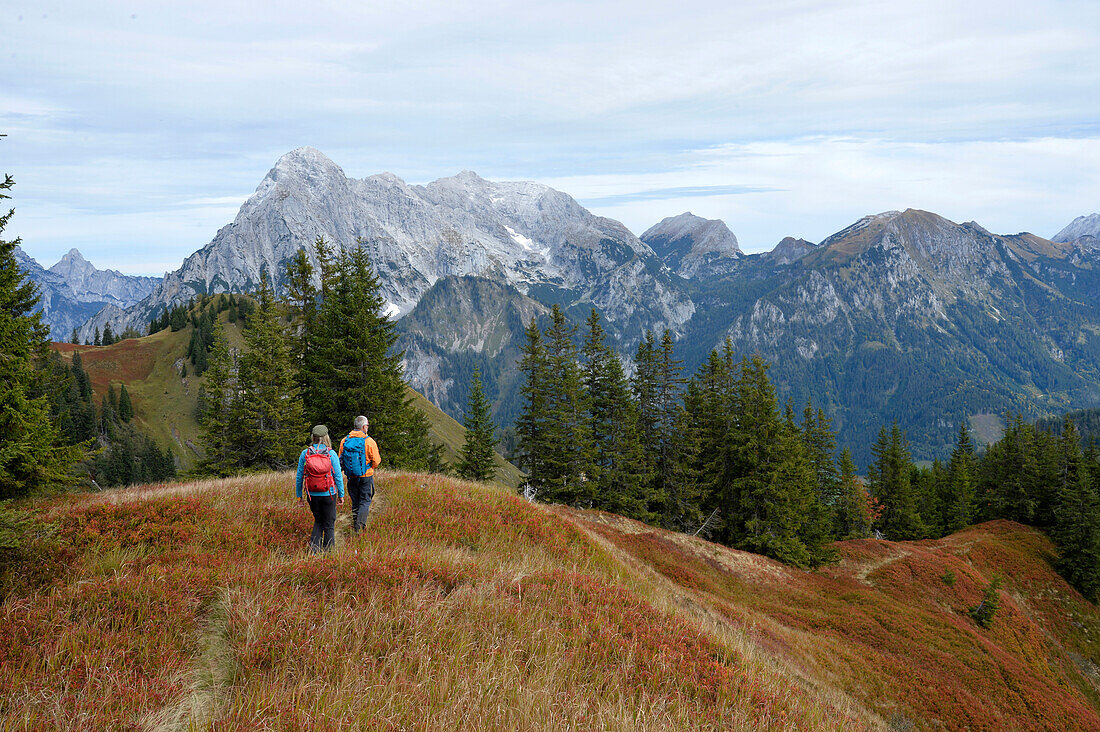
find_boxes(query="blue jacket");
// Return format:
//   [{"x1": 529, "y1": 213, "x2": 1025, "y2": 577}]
[{"x1": 295, "y1": 445, "x2": 345, "y2": 499}]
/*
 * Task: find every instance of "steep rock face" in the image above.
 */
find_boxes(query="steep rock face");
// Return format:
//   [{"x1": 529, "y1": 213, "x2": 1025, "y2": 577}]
[
  {"x1": 694, "y1": 209, "x2": 1100, "y2": 461},
  {"x1": 641, "y1": 212, "x2": 741, "y2": 278},
  {"x1": 763, "y1": 237, "x2": 817, "y2": 265},
  {"x1": 397, "y1": 275, "x2": 550, "y2": 427},
  {"x1": 1052, "y1": 213, "x2": 1100, "y2": 243},
  {"x1": 84, "y1": 148, "x2": 692, "y2": 343}
]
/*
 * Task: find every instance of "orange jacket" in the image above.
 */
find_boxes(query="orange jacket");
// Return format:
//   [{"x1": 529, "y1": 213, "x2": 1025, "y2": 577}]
[{"x1": 338, "y1": 430, "x2": 381, "y2": 477}]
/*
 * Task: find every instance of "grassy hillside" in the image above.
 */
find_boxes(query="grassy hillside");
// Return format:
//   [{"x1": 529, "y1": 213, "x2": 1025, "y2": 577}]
[
  {"x1": 3, "y1": 472, "x2": 1098, "y2": 729},
  {"x1": 52, "y1": 323, "x2": 522, "y2": 484}
]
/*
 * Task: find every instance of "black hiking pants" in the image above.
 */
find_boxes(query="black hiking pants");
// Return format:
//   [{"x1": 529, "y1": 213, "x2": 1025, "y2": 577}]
[
  {"x1": 307, "y1": 494, "x2": 336, "y2": 553},
  {"x1": 348, "y1": 474, "x2": 375, "y2": 533}
]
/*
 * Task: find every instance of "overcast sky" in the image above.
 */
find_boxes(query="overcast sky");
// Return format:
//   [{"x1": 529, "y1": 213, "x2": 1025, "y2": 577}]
[{"x1": 5, "y1": 1, "x2": 1100, "y2": 273}]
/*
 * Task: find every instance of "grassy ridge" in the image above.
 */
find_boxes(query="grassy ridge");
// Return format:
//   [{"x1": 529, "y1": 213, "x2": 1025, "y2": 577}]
[
  {"x1": 5, "y1": 471, "x2": 1098, "y2": 728},
  {"x1": 52, "y1": 324, "x2": 523, "y2": 483},
  {"x1": 571, "y1": 509, "x2": 1100, "y2": 730},
  {"x1": 0, "y1": 473, "x2": 871, "y2": 730}
]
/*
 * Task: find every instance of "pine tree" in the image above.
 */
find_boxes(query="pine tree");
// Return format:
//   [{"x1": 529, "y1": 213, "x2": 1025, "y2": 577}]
[
  {"x1": 868, "y1": 422, "x2": 925, "y2": 540},
  {"x1": 457, "y1": 368, "x2": 499, "y2": 482},
  {"x1": 93, "y1": 327, "x2": 101, "y2": 347},
  {"x1": 102, "y1": 322, "x2": 114, "y2": 346},
  {"x1": 1051, "y1": 439, "x2": 1100, "y2": 601},
  {"x1": 302, "y1": 244, "x2": 441, "y2": 471},
  {"x1": 0, "y1": 173, "x2": 83, "y2": 498},
  {"x1": 196, "y1": 322, "x2": 241, "y2": 476},
  {"x1": 118, "y1": 384, "x2": 133, "y2": 422},
  {"x1": 942, "y1": 422, "x2": 976, "y2": 533},
  {"x1": 70, "y1": 328, "x2": 79, "y2": 344},
  {"x1": 801, "y1": 402, "x2": 841, "y2": 544},
  {"x1": 581, "y1": 310, "x2": 647, "y2": 519},
  {"x1": 234, "y1": 273, "x2": 306, "y2": 470},
  {"x1": 517, "y1": 315, "x2": 552, "y2": 495},
  {"x1": 722, "y1": 356, "x2": 822, "y2": 567},
  {"x1": 540, "y1": 305, "x2": 591, "y2": 505},
  {"x1": 284, "y1": 246, "x2": 317, "y2": 387},
  {"x1": 835, "y1": 448, "x2": 879, "y2": 538}
]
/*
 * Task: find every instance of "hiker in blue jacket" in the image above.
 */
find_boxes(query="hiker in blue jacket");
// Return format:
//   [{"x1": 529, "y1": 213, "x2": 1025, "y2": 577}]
[
  {"x1": 338, "y1": 415, "x2": 382, "y2": 533},
  {"x1": 296, "y1": 424, "x2": 345, "y2": 553}
]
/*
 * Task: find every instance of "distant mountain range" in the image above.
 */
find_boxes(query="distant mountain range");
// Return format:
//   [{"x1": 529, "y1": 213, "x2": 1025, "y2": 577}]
[
  {"x1": 15, "y1": 247, "x2": 159, "y2": 340},
  {"x1": 17, "y1": 147, "x2": 1100, "y2": 463}
]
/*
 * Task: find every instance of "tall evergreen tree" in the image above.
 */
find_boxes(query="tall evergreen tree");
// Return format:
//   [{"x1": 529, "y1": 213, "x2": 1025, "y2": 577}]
[
  {"x1": 517, "y1": 316, "x2": 552, "y2": 495},
  {"x1": 118, "y1": 384, "x2": 133, "y2": 422},
  {"x1": 1051, "y1": 423, "x2": 1100, "y2": 602},
  {"x1": 581, "y1": 310, "x2": 647, "y2": 519},
  {"x1": 0, "y1": 172, "x2": 82, "y2": 498},
  {"x1": 302, "y1": 244, "x2": 441, "y2": 471},
  {"x1": 234, "y1": 273, "x2": 306, "y2": 470},
  {"x1": 196, "y1": 322, "x2": 241, "y2": 476},
  {"x1": 835, "y1": 448, "x2": 880, "y2": 538},
  {"x1": 942, "y1": 422, "x2": 976, "y2": 533},
  {"x1": 868, "y1": 422, "x2": 924, "y2": 540},
  {"x1": 456, "y1": 368, "x2": 499, "y2": 482},
  {"x1": 539, "y1": 305, "x2": 591, "y2": 504}
]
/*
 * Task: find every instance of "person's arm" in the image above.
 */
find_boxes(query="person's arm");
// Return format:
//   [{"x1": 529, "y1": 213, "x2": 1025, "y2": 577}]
[
  {"x1": 338, "y1": 436, "x2": 346, "y2": 457},
  {"x1": 330, "y1": 449, "x2": 345, "y2": 499},
  {"x1": 295, "y1": 450, "x2": 306, "y2": 501},
  {"x1": 369, "y1": 438, "x2": 381, "y2": 470}
]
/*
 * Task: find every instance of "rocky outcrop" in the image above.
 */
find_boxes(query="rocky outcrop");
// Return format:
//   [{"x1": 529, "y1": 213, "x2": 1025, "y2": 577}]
[{"x1": 1052, "y1": 213, "x2": 1100, "y2": 243}]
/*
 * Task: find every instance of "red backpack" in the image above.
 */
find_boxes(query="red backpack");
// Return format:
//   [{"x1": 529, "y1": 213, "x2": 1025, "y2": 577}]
[{"x1": 303, "y1": 447, "x2": 335, "y2": 495}]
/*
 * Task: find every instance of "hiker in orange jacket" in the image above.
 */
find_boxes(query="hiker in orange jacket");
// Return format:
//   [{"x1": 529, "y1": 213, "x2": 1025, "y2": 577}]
[
  {"x1": 296, "y1": 425, "x2": 345, "y2": 553},
  {"x1": 339, "y1": 415, "x2": 381, "y2": 533}
]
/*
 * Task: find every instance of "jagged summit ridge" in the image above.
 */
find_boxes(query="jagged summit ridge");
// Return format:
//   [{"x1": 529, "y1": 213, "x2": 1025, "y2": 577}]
[{"x1": 79, "y1": 149, "x2": 692, "y2": 343}]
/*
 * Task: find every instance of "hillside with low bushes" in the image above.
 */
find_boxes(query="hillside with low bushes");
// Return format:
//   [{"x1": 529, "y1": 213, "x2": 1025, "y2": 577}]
[{"x1": 2, "y1": 472, "x2": 1098, "y2": 730}]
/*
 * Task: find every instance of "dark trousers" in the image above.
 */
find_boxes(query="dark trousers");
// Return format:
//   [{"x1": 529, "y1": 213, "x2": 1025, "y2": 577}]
[
  {"x1": 307, "y1": 494, "x2": 336, "y2": 553},
  {"x1": 347, "y1": 474, "x2": 375, "y2": 532}
]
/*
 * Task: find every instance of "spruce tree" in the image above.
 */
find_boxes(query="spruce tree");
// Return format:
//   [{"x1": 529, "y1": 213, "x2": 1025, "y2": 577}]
[
  {"x1": 517, "y1": 316, "x2": 552, "y2": 495},
  {"x1": 581, "y1": 310, "x2": 647, "y2": 519},
  {"x1": 197, "y1": 322, "x2": 241, "y2": 476},
  {"x1": 456, "y1": 368, "x2": 499, "y2": 482},
  {"x1": 0, "y1": 177, "x2": 83, "y2": 498},
  {"x1": 94, "y1": 327, "x2": 101, "y2": 347},
  {"x1": 70, "y1": 327, "x2": 79, "y2": 344},
  {"x1": 303, "y1": 244, "x2": 441, "y2": 471},
  {"x1": 540, "y1": 305, "x2": 591, "y2": 505},
  {"x1": 118, "y1": 384, "x2": 133, "y2": 422},
  {"x1": 234, "y1": 274, "x2": 306, "y2": 470},
  {"x1": 835, "y1": 448, "x2": 878, "y2": 538},
  {"x1": 942, "y1": 422, "x2": 976, "y2": 533},
  {"x1": 868, "y1": 422, "x2": 924, "y2": 540},
  {"x1": 102, "y1": 322, "x2": 114, "y2": 346},
  {"x1": 1051, "y1": 442, "x2": 1100, "y2": 602},
  {"x1": 724, "y1": 356, "x2": 821, "y2": 567}
]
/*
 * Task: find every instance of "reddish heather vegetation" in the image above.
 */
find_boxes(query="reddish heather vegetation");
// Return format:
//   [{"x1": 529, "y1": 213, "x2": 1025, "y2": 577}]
[
  {"x1": 2, "y1": 472, "x2": 1097, "y2": 730},
  {"x1": 571, "y1": 511, "x2": 1100, "y2": 730}
]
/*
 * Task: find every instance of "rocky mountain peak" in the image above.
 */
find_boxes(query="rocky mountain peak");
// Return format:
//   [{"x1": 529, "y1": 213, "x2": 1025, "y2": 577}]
[
  {"x1": 266, "y1": 146, "x2": 346, "y2": 185},
  {"x1": 1052, "y1": 213, "x2": 1100, "y2": 243},
  {"x1": 640, "y1": 212, "x2": 741, "y2": 278},
  {"x1": 764, "y1": 237, "x2": 817, "y2": 265}
]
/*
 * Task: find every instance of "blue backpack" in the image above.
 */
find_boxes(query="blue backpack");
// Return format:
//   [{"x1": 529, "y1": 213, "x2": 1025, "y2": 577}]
[{"x1": 340, "y1": 435, "x2": 368, "y2": 477}]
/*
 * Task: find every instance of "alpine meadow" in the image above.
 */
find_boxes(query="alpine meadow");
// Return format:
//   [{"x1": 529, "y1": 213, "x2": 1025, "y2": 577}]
[{"x1": 6, "y1": 1, "x2": 1100, "y2": 729}]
